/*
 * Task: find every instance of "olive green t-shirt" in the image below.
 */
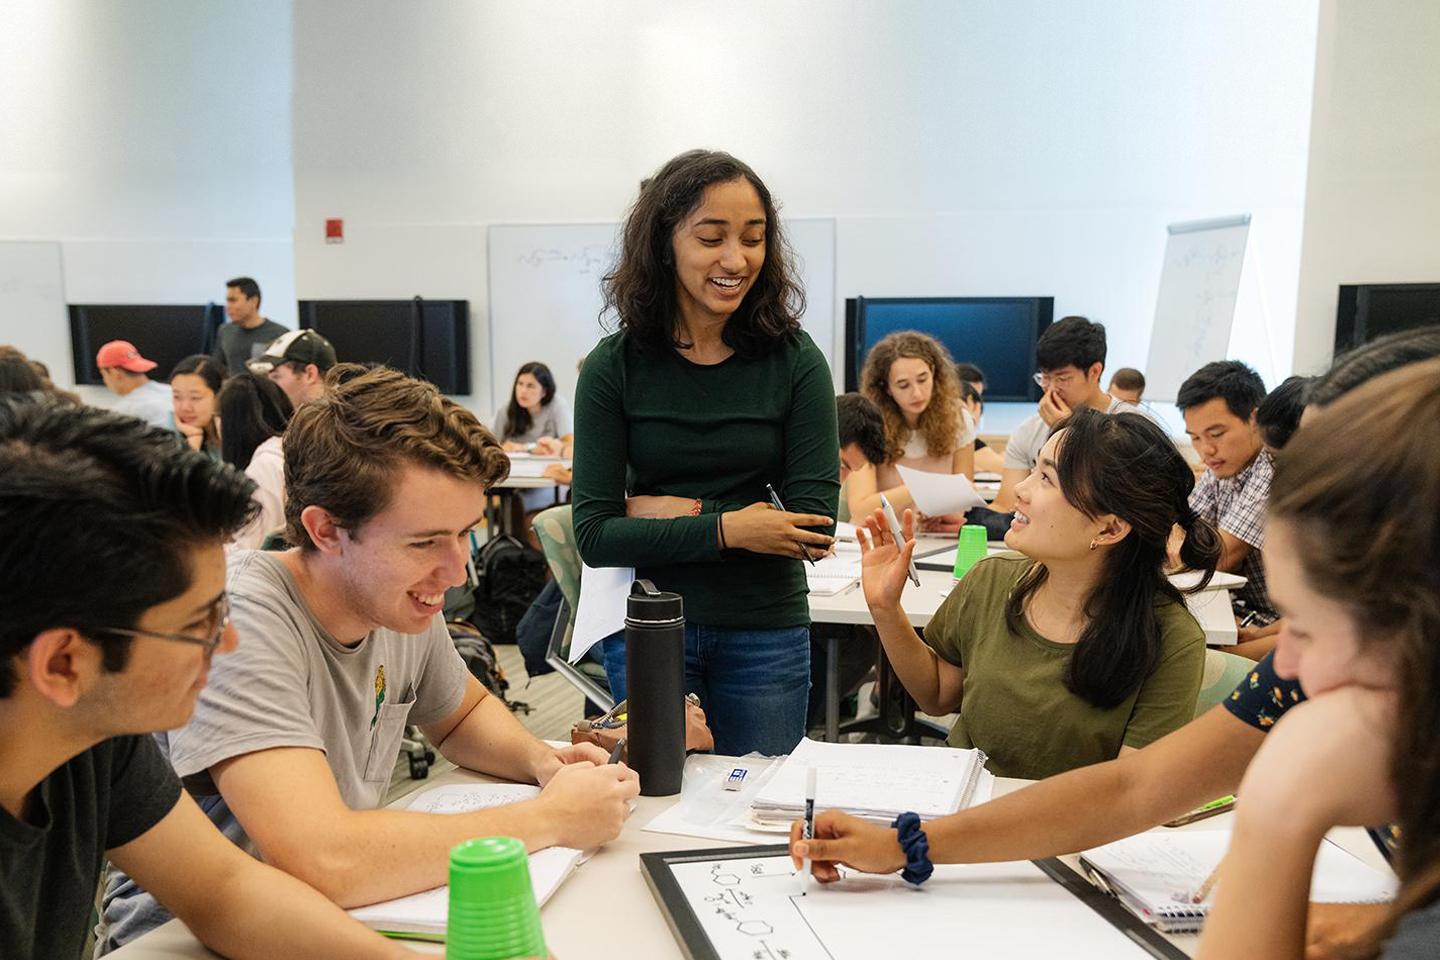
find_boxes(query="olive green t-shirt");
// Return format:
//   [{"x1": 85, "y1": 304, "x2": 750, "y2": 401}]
[{"x1": 926, "y1": 554, "x2": 1205, "y2": 780}]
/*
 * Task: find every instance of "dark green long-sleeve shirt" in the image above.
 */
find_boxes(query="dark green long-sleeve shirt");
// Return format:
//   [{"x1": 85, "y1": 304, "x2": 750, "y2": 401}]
[{"x1": 572, "y1": 330, "x2": 839, "y2": 628}]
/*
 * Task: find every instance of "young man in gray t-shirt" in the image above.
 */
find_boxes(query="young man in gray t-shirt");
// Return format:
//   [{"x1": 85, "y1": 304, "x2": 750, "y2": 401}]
[{"x1": 102, "y1": 365, "x2": 639, "y2": 950}]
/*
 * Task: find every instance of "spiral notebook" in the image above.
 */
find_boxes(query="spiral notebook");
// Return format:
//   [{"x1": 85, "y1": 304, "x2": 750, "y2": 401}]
[
  {"x1": 748, "y1": 738, "x2": 989, "y2": 827},
  {"x1": 1079, "y1": 831, "x2": 1396, "y2": 934}
]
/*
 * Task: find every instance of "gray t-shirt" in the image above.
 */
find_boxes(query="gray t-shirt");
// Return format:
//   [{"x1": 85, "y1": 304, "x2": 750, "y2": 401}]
[
  {"x1": 212, "y1": 318, "x2": 289, "y2": 375},
  {"x1": 98, "y1": 550, "x2": 469, "y2": 950},
  {"x1": 1386, "y1": 898, "x2": 1440, "y2": 959},
  {"x1": 1002, "y1": 396, "x2": 1145, "y2": 471},
  {"x1": 111, "y1": 379, "x2": 173, "y2": 429},
  {"x1": 492, "y1": 395, "x2": 573, "y2": 444}
]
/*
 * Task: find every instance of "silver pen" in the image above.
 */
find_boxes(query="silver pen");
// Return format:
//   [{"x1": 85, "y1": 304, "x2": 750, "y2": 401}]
[{"x1": 879, "y1": 493, "x2": 921, "y2": 587}]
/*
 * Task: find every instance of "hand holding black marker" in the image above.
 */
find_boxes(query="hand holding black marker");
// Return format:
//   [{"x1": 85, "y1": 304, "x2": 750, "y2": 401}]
[{"x1": 765, "y1": 483, "x2": 819, "y2": 566}]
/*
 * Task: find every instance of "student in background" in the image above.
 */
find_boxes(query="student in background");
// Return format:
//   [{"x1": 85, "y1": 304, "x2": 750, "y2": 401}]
[
  {"x1": 836, "y1": 392, "x2": 887, "y2": 490},
  {"x1": 1177, "y1": 360, "x2": 1275, "y2": 658},
  {"x1": 168, "y1": 354, "x2": 224, "y2": 457},
  {"x1": 247, "y1": 329, "x2": 337, "y2": 410},
  {"x1": 573, "y1": 149, "x2": 838, "y2": 757},
  {"x1": 102, "y1": 364, "x2": 638, "y2": 948},
  {"x1": 1107, "y1": 366, "x2": 1146, "y2": 404},
  {"x1": 0, "y1": 397, "x2": 415, "y2": 960},
  {"x1": 1199, "y1": 360, "x2": 1440, "y2": 960},
  {"x1": 0, "y1": 350, "x2": 45, "y2": 396},
  {"x1": 95, "y1": 340, "x2": 173, "y2": 428},
  {"x1": 960, "y1": 381, "x2": 1006, "y2": 474},
  {"x1": 494, "y1": 361, "x2": 573, "y2": 454},
  {"x1": 217, "y1": 373, "x2": 294, "y2": 551},
  {"x1": 991, "y1": 317, "x2": 1141, "y2": 513},
  {"x1": 852, "y1": 408, "x2": 1218, "y2": 779},
  {"x1": 955, "y1": 361, "x2": 985, "y2": 395},
  {"x1": 849, "y1": 330, "x2": 975, "y2": 530},
  {"x1": 1256, "y1": 374, "x2": 1313, "y2": 453},
  {"x1": 212, "y1": 277, "x2": 289, "y2": 376},
  {"x1": 790, "y1": 331, "x2": 1440, "y2": 957}
]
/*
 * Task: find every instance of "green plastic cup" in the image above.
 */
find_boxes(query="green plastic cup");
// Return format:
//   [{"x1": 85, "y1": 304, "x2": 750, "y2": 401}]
[
  {"x1": 953, "y1": 524, "x2": 989, "y2": 580},
  {"x1": 445, "y1": 837, "x2": 547, "y2": 960}
]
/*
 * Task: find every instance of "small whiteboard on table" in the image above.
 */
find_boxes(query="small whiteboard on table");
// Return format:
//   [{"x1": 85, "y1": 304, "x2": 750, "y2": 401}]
[
  {"x1": 641, "y1": 845, "x2": 1186, "y2": 960},
  {"x1": 1144, "y1": 216, "x2": 1250, "y2": 402}
]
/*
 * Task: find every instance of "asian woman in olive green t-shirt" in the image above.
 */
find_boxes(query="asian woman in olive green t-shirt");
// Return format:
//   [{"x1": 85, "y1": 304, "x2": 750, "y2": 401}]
[{"x1": 856, "y1": 407, "x2": 1221, "y2": 779}]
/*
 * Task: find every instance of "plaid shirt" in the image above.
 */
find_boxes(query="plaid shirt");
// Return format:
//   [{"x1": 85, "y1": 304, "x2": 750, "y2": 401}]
[{"x1": 1190, "y1": 449, "x2": 1275, "y2": 618}]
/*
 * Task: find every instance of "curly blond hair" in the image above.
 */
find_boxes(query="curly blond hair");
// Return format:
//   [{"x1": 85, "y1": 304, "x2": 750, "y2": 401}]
[{"x1": 860, "y1": 331, "x2": 962, "y2": 463}]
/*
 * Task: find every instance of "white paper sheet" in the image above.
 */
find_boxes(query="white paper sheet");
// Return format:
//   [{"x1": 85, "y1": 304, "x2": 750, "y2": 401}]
[
  {"x1": 895, "y1": 464, "x2": 988, "y2": 516},
  {"x1": 347, "y1": 783, "x2": 585, "y2": 936},
  {"x1": 664, "y1": 854, "x2": 1159, "y2": 960},
  {"x1": 569, "y1": 563, "x2": 633, "y2": 664}
]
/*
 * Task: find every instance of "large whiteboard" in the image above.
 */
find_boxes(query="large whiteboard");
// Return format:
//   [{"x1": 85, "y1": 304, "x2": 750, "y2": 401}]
[
  {"x1": 487, "y1": 219, "x2": 836, "y2": 413},
  {"x1": 1144, "y1": 215, "x2": 1250, "y2": 401}
]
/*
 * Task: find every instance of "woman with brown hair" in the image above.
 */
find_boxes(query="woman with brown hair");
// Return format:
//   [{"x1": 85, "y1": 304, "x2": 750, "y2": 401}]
[
  {"x1": 848, "y1": 330, "x2": 975, "y2": 530},
  {"x1": 1198, "y1": 358, "x2": 1440, "y2": 959},
  {"x1": 572, "y1": 150, "x2": 838, "y2": 756}
]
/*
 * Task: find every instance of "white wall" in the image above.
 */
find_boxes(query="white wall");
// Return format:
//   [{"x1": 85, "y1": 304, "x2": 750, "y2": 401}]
[
  {"x1": 0, "y1": 0, "x2": 296, "y2": 397},
  {"x1": 292, "y1": 0, "x2": 1319, "y2": 421},
  {"x1": 1292, "y1": 0, "x2": 1440, "y2": 373}
]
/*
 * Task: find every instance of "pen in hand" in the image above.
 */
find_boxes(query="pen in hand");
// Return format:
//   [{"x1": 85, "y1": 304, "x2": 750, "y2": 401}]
[
  {"x1": 879, "y1": 493, "x2": 922, "y2": 588},
  {"x1": 765, "y1": 483, "x2": 819, "y2": 566}
]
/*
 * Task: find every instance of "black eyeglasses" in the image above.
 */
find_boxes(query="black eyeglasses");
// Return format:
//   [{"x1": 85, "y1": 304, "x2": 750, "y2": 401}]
[{"x1": 91, "y1": 594, "x2": 231, "y2": 656}]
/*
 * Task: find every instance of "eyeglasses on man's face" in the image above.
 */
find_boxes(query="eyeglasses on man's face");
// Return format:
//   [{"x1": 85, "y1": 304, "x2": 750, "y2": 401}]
[
  {"x1": 90, "y1": 594, "x2": 231, "y2": 656},
  {"x1": 1033, "y1": 371, "x2": 1079, "y2": 389}
]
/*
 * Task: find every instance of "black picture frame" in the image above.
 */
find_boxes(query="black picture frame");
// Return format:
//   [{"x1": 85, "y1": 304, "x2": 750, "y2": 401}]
[{"x1": 639, "y1": 844, "x2": 1186, "y2": 960}]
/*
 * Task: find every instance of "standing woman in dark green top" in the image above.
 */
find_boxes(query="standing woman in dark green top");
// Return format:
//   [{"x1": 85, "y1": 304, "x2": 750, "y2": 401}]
[{"x1": 572, "y1": 150, "x2": 839, "y2": 756}]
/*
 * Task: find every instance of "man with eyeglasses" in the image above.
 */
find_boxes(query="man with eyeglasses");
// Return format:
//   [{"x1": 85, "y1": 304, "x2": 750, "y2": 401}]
[
  {"x1": 990, "y1": 316, "x2": 1145, "y2": 513},
  {"x1": 0, "y1": 397, "x2": 417, "y2": 959}
]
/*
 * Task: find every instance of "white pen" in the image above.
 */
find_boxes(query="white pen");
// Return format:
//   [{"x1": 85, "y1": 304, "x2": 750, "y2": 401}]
[
  {"x1": 879, "y1": 493, "x2": 921, "y2": 588},
  {"x1": 801, "y1": 766, "x2": 816, "y2": 895}
]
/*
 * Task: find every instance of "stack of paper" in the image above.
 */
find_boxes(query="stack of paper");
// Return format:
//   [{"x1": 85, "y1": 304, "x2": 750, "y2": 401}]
[
  {"x1": 348, "y1": 783, "x2": 584, "y2": 941},
  {"x1": 748, "y1": 738, "x2": 989, "y2": 828},
  {"x1": 1080, "y1": 830, "x2": 1395, "y2": 934}
]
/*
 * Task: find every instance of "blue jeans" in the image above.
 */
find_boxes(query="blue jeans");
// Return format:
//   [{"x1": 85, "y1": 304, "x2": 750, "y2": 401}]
[{"x1": 601, "y1": 624, "x2": 811, "y2": 757}]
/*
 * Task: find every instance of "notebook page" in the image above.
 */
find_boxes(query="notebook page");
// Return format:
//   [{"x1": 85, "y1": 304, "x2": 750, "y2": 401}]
[
  {"x1": 1083, "y1": 831, "x2": 1395, "y2": 912},
  {"x1": 753, "y1": 739, "x2": 978, "y2": 817}
]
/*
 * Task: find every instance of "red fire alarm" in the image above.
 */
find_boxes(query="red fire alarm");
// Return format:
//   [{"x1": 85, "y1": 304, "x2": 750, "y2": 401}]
[{"x1": 325, "y1": 218, "x2": 344, "y2": 244}]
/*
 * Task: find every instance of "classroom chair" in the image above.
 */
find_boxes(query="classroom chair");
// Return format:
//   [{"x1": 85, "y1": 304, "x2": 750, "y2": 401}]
[
  {"x1": 1194, "y1": 648, "x2": 1255, "y2": 718},
  {"x1": 532, "y1": 505, "x2": 616, "y2": 713}
]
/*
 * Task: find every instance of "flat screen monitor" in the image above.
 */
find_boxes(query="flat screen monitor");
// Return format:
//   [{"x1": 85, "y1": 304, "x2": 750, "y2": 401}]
[
  {"x1": 1335, "y1": 283, "x2": 1440, "y2": 354},
  {"x1": 298, "y1": 299, "x2": 471, "y2": 395},
  {"x1": 845, "y1": 296, "x2": 1053, "y2": 402},
  {"x1": 69, "y1": 304, "x2": 223, "y2": 385}
]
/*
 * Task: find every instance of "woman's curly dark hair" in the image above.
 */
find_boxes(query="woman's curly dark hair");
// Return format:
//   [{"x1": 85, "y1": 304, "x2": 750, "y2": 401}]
[{"x1": 601, "y1": 149, "x2": 804, "y2": 358}]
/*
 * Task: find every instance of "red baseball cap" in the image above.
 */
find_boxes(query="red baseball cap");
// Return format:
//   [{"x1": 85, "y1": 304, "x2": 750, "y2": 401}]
[{"x1": 95, "y1": 340, "x2": 157, "y2": 373}]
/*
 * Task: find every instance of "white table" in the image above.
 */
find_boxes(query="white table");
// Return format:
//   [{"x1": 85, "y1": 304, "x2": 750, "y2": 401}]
[
  {"x1": 107, "y1": 763, "x2": 1387, "y2": 959},
  {"x1": 485, "y1": 457, "x2": 570, "y2": 535}
]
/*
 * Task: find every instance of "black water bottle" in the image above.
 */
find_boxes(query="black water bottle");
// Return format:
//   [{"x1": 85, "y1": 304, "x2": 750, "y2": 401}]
[{"x1": 624, "y1": 579, "x2": 685, "y2": 797}]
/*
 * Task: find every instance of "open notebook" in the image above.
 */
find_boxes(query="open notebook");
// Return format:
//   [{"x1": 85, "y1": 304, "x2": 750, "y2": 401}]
[
  {"x1": 749, "y1": 738, "x2": 989, "y2": 828},
  {"x1": 807, "y1": 543, "x2": 862, "y2": 596},
  {"x1": 347, "y1": 783, "x2": 583, "y2": 941},
  {"x1": 1080, "y1": 830, "x2": 1396, "y2": 934}
]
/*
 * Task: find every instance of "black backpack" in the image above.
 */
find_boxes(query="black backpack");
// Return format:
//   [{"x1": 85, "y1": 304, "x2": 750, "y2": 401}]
[{"x1": 469, "y1": 533, "x2": 548, "y2": 646}]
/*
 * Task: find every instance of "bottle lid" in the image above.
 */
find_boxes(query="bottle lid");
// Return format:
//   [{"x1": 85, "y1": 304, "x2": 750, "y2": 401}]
[{"x1": 626, "y1": 578, "x2": 684, "y2": 625}]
